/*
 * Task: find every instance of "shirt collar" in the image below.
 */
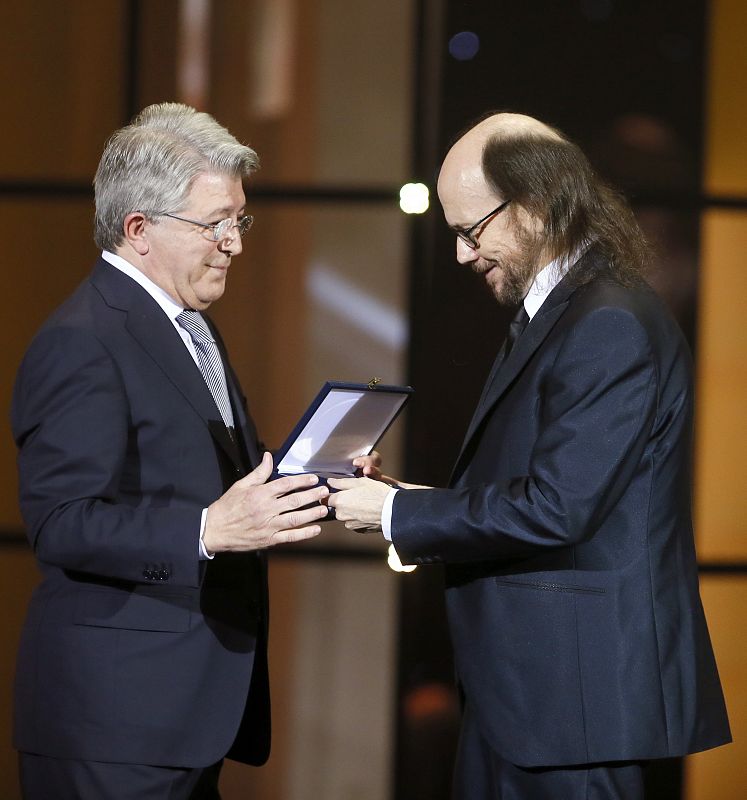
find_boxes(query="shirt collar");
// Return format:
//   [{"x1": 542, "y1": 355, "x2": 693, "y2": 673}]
[
  {"x1": 523, "y1": 258, "x2": 564, "y2": 320},
  {"x1": 101, "y1": 250, "x2": 185, "y2": 322},
  {"x1": 523, "y1": 246, "x2": 588, "y2": 319}
]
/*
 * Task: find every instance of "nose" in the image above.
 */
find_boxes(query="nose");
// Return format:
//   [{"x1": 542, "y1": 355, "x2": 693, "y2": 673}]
[
  {"x1": 456, "y1": 236, "x2": 478, "y2": 264},
  {"x1": 219, "y1": 229, "x2": 243, "y2": 257}
]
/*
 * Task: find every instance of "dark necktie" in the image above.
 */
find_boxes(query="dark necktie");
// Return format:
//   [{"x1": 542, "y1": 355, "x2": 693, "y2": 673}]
[
  {"x1": 176, "y1": 310, "x2": 235, "y2": 430},
  {"x1": 504, "y1": 304, "x2": 530, "y2": 357},
  {"x1": 472, "y1": 303, "x2": 531, "y2": 417}
]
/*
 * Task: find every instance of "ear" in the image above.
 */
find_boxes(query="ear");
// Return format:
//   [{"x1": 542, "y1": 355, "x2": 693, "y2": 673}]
[{"x1": 122, "y1": 212, "x2": 150, "y2": 255}]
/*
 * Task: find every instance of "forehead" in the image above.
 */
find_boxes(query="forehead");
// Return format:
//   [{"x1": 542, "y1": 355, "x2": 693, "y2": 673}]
[
  {"x1": 436, "y1": 156, "x2": 498, "y2": 224},
  {"x1": 184, "y1": 171, "x2": 245, "y2": 212}
]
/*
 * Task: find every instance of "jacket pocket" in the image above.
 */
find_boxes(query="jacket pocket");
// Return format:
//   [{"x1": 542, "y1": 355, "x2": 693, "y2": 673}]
[
  {"x1": 74, "y1": 587, "x2": 192, "y2": 632},
  {"x1": 494, "y1": 577, "x2": 605, "y2": 595}
]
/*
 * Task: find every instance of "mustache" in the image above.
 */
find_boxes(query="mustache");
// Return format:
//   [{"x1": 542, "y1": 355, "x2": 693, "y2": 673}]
[{"x1": 470, "y1": 259, "x2": 498, "y2": 274}]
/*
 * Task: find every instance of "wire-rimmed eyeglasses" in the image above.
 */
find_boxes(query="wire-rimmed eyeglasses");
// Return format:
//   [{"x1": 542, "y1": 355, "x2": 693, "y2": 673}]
[
  {"x1": 453, "y1": 199, "x2": 511, "y2": 249},
  {"x1": 153, "y1": 212, "x2": 254, "y2": 242}
]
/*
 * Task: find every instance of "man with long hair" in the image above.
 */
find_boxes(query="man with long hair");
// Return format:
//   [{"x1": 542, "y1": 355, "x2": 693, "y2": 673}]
[{"x1": 330, "y1": 112, "x2": 731, "y2": 799}]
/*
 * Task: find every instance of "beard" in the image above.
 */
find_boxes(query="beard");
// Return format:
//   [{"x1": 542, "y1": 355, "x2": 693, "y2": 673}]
[{"x1": 473, "y1": 223, "x2": 548, "y2": 305}]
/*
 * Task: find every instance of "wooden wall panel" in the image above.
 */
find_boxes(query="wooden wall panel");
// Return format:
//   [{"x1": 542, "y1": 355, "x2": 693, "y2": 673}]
[
  {"x1": 703, "y1": 0, "x2": 747, "y2": 195},
  {"x1": 0, "y1": 199, "x2": 99, "y2": 528},
  {"x1": 0, "y1": 550, "x2": 41, "y2": 800},
  {"x1": 694, "y1": 0, "x2": 747, "y2": 558},
  {"x1": 0, "y1": 7, "x2": 126, "y2": 798},
  {"x1": 687, "y1": 0, "x2": 747, "y2": 796},
  {"x1": 686, "y1": 578, "x2": 747, "y2": 799},
  {"x1": 0, "y1": 2, "x2": 126, "y2": 180},
  {"x1": 695, "y1": 211, "x2": 747, "y2": 559}
]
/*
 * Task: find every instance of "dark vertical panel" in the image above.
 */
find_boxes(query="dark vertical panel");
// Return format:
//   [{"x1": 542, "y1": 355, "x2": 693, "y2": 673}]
[
  {"x1": 394, "y1": 3, "x2": 462, "y2": 798},
  {"x1": 439, "y1": 0, "x2": 706, "y2": 166}
]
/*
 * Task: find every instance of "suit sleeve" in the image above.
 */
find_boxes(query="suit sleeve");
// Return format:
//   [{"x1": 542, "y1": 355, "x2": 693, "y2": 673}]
[
  {"x1": 12, "y1": 325, "x2": 203, "y2": 587},
  {"x1": 392, "y1": 307, "x2": 658, "y2": 565}
]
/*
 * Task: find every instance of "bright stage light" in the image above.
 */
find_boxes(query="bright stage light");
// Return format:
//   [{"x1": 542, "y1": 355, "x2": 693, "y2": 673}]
[
  {"x1": 387, "y1": 544, "x2": 417, "y2": 573},
  {"x1": 399, "y1": 182, "x2": 430, "y2": 214}
]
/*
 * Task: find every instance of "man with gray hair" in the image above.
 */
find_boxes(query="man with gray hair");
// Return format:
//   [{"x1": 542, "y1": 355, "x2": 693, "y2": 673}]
[{"x1": 12, "y1": 103, "x2": 329, "y2": 798}]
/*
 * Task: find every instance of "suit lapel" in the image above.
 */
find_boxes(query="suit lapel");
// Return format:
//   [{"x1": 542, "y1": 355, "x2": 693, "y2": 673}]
[
  {"x1": 225, "y1": 372, "x2": 259, "y2": 473},
  {"x1": 90, "y1": 260, "x2": 243, "y2": 471},
  {"x1": 450, "y1": 272, "x2": 577, "y2": 483},
  {"x1": 208, "y1": 320, "x2": 262, "y2": 472}
]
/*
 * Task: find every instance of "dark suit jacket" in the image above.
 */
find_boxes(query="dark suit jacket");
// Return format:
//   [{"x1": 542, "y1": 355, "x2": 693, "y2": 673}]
[
  {"x1": 11, "y1": 258, "x2": 270, "y2": 768},
  {"x1": 392, "y1": 250, "x2": 730, "y2": 767}
]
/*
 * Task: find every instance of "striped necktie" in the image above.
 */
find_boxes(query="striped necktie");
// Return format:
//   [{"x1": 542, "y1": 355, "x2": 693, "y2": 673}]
[{"x1": 176, "y1": 310, "x2": 235, "y2": 431}]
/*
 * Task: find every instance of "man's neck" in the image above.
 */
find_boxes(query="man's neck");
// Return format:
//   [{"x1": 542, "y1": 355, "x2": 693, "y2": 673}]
[{"x1": 522, "y1": 254, "x2": 570, "y2": 319}]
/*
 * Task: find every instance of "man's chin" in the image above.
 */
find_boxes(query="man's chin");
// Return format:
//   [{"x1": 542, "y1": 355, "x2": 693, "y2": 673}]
[
  {"x1": 191, "y1": 292, "x2": 224, "y2": 311},
  {"x1": 195, "y1": 279, "x2": 227, "y2": 309},
  {"x1": 485, "y1": 269, "x2": 515, "y2": 304},
  {"x1": 488, "y1": 278, "x2": 527, "y2": 306}
]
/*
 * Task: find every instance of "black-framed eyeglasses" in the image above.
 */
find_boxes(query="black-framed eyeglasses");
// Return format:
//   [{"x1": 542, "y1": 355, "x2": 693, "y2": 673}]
[
  {"x1": 153, "y1": 212, "x2": 254, "y2": 242},
  {"x1": 453, "y1": 199, "x2": 511, "y2": 249}
]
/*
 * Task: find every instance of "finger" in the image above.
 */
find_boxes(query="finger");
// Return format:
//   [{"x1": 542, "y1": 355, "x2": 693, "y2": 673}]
[
  {"x1": 352, "y1": 450, "x2": 382, "y2": 468},
  {"x1": 243, "y1": 451, "x2": 274, "y2": 486},
  {"x1": 267, "y1": 472, "x2": 320, "y2": 498},
  {"x1": 271, "y1": 524, "x2": 323, "y2": 545},
  {"x1": 277, "y1": 502, "x2": 330, "y2": 531},
  {"x1": 274, "y1": 485, "x2": 330, "y2": 516}
]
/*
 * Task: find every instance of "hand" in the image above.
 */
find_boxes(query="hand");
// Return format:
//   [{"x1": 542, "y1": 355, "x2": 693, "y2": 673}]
[
  {"x1": 351, "y1": 451, "x2": 413, "y2": 488},
  {"x1": 326, "y1": 476, "x2": 392, "y2": 532},
  {"x1": 203, "y1": 452, "x2": 329, "y2": 553},
  {"x1": 351, "y1": 453, "x2": 431, "y2": 492},
  {"x1": 352, "y1": 451, "x2": 384, "y2": 480}
]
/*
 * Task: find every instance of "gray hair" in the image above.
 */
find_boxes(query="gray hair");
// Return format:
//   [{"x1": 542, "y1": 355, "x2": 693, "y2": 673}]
[{"x1": 93, "y1": 103, "x2": 259, "y2": 251}]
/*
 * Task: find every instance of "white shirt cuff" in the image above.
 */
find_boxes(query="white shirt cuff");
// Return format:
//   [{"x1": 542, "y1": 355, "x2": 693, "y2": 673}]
[
  {"x1": 381, "y1": 488, "x2": 399, "y2": 541},
  {"x1": 199, "y1": 508, "x2": 215, "y2": 560}
]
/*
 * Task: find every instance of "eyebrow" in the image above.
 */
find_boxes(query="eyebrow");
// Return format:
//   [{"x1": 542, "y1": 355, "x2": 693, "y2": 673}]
[{"x1": 207, "y1": 205, "x2": 246, "y2": 218}]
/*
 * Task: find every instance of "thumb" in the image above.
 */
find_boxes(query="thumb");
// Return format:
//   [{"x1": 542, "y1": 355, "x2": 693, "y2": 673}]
[{"x1": 244, "y1": 451, "x2": 274, "y2": 486}]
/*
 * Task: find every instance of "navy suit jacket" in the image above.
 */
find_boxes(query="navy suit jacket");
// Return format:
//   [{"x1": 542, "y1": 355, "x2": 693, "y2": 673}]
[
  {"x1": 12, "y1": 259, "x2": 270, "y2": 768},
  {"x1": 392, "y1": 250, "x2": 730, "y2": 767}
]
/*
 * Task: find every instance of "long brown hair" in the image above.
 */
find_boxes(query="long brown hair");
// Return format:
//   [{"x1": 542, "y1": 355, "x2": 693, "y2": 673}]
[{"x1": 481, "y1": 125, "x2": 651, "y2": 286}]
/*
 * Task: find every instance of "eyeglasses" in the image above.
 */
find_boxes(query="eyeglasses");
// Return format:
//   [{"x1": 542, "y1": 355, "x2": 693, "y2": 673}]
[
  {"x1": 154, "y1": 212, "x2": 254, "y2": 241},
  {"x1": 453, "y1": 199, "x2": 511, "y2": 249}
]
